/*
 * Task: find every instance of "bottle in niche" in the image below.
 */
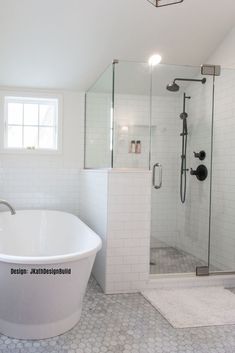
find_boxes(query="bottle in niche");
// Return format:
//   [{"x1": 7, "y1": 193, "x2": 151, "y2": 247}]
[
  {"x1": 130, "y1": 140, "x2": 136, "y2": 153},
  {"x1": 135, "y1": 140, "x2": 141, "y2": 154}
]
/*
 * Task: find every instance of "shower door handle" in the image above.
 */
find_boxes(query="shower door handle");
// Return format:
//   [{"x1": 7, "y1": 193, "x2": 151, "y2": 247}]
[{"x1": 153, "y1": 163, "x2": 162, "y2": 189}]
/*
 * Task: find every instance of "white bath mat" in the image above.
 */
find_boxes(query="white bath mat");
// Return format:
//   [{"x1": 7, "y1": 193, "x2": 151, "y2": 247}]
[{"x1": 142, "y1": 286, "x2": 235, "y2": 328}]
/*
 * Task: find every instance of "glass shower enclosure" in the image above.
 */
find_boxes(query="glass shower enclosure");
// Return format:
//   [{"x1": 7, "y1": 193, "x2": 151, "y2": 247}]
[
  {"x1": 85, "y1": 60, "x2": 235, "y2": 277},
  {"x1": 85, "y1": 60, "x2": 151, "y2": 169}
]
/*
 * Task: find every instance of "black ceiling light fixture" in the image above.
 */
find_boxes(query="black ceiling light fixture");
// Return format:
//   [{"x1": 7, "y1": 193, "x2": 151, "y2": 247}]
[{"x1": 147, "y1": 0, "x2": 184, "y2": 7}]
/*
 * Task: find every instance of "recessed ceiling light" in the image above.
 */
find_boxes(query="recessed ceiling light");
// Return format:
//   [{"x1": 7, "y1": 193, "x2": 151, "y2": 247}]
[{"x1": 148, "y1": 54, "x2": 162, "y2": 66}]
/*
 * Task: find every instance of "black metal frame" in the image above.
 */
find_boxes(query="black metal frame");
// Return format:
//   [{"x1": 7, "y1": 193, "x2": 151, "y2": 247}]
[{"x1": 147, "y1": 0, "x2": 184, "y2": 8}]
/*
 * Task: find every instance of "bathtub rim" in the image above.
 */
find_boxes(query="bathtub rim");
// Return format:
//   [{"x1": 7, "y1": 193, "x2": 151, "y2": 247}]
[{"x1": 0, "y1": 209, "x2": 102, "y2": 265}]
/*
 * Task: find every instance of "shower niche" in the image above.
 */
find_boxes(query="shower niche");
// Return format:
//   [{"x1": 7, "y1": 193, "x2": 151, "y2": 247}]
[{"x1": 83, "y1": 59, "x2": 233, "y2": 290}]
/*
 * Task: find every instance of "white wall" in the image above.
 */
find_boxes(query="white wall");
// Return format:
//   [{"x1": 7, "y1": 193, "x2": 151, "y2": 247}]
[
  {"x1": 79, "y1": 169, "x2": 151, "y2": 294},
  {"x1": 79, "y1": 170, "x2": 108, "y2": 291},
  {"x1": 208, "y1": 26, "x2": 235, "y2": 69},
  {"x1": 106, "y1": 170, "x2": 151, "y2": 293},
  {"x1": 0, "y1": 89, "x2": 84, "y2": 214}
]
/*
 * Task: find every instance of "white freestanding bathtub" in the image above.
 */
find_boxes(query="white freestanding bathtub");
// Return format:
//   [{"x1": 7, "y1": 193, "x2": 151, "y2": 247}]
[{"x1": 0, "y1": 210, "x2": 102, "y2": 339}]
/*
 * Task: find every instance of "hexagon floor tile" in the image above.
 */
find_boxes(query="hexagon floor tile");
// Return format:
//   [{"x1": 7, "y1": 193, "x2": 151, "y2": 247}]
[{"x1": 1, "y1": 277, "x2": 235, "y2": 353}]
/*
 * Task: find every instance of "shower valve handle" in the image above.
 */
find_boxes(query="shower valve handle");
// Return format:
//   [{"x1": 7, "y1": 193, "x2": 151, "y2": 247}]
[
  {"x1": 193, "y1": 151, "x2": 206, "y2": 161},
  {"x1": 190, "y1": 165, "x2": 208, "y2": 181}
]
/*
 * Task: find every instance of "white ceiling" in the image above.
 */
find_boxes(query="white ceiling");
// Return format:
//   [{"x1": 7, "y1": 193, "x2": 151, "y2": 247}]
[{"x1": 0, "y1": 0, "x2": 235, "y2": 91}]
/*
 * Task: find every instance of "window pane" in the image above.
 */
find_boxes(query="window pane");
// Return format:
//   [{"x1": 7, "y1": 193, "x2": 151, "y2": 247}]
[
  {"x1": 4, "y1": 96, "x2": 59, "y2": 151},
  {"x1": 39, "y1": 104, "x2": 55, "y2": 126},
  {"x1": 24, "y1": 104, "x2": 38, "y2": 125},
  {"x1": 8, "y1": 126, "x2": 23, "y2": 147},
  {"x1": 8, "y1": 103, "x2": 23, "y2": 124},
  {"x1": 23, "y1": 127, "x2": 38, "y2": 148},
  {"x1": 39, "y1": 127, "x2": 56, "y2": 149}
]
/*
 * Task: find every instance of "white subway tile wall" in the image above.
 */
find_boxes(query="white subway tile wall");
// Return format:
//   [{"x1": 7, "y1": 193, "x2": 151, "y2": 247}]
[
  {"x1": 106, "y1": 171, "x2": 151, "y2": 293},
  {"x1": 151, "y1": 96, "x2": 181, "y2": 248},
  {"x1": 0, "y1": 163, "x2": 80, "y2": 213},
  {"x1": 175, "y1": 78, "x2": 214, "y2": 264},
  {"x1": 85, "y1": 93, "x2": 112, "y2": 168},
  {"x1": 79, "y1": 170, "x2": 151, "y2": 294},
  {"x1": 114, "y1": 95, "x2": 150, "y2": 169},
  {"x1": 0, "y1": 91, "x2": 84, "y2": 215},
  {"x1": 79, "y1": 170, "x2": 108, "y2": 291}
]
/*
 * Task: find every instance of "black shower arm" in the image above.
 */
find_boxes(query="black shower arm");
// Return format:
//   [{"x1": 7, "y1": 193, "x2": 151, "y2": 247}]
[{"x1": 173, "y1": 78, "x2": 206, "y2": 84}]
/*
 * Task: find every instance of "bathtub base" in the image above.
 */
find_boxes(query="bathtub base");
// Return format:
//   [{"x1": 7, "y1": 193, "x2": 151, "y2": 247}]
[
  {"x1": 0, "y1": 252, "x2": 98, "y2": 340},
  {"x1": 0, "y1": 309, "x2": 82, "y2": 340},
  {"x1": 0, "y1": 211, "x2": 101, "y2": 340}
]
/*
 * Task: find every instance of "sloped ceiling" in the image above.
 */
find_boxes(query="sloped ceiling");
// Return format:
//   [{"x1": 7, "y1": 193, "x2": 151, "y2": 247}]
[{"x1": 0, "y1": 0, "x2": 235, "y2": 90}]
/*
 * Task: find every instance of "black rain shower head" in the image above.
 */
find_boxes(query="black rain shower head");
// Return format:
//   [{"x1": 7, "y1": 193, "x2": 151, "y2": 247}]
[
  {"x1": 166, "y1": 77, "x2": 206, "y2": 92},
  {"x1": 166, "y1": 82, "x2": 180, "y2": 92}
]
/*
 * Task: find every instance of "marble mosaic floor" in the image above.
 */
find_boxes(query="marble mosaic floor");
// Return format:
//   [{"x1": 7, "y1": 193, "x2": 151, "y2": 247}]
[
  {"x1": 150, "y1": 246, "x2": 209, "y2": 274},
  {"x1": 1, "y1": 277, "x2": 235, "y2": 353}
]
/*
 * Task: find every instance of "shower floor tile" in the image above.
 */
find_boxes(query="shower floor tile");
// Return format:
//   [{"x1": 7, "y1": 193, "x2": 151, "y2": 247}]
[
  {"x1": 150, "y1": 246, "x2": 209, "y2": 274},
  {"x1": 1, "y1": 277, "x2": 235, "y2": 353}
]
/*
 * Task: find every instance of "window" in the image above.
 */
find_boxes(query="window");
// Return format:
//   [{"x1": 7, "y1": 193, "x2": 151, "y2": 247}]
[{"x1": 3, "y1": 95, "x2": 61, "y2": 152}]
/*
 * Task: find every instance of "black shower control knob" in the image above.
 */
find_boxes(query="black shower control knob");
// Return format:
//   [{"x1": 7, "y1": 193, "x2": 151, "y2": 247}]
[
  {"x1": 190, "y1": 165, "x2": 208, "y2": 181},
  {"x1": 193, "y1": 151, "x2": 206, "y2": 160}
]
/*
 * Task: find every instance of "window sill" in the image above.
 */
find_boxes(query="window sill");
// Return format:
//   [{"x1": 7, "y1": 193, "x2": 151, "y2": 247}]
[{"x1": 0, "y1": 148, "x2": 62, "y2": 156}]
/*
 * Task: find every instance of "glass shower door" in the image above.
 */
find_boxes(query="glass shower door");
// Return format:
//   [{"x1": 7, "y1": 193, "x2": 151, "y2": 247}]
[
  {"x1": 209, "y1": 68, "x2": 235, "y2": 273},
  {"x1": 150, "y1": 64, "x2": 214, "y2": 275}
]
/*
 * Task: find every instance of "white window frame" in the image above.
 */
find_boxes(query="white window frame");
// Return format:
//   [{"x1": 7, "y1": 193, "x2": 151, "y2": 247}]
[{"x1": 0, "y1": 91, "x2": 63, "y2": 154}]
